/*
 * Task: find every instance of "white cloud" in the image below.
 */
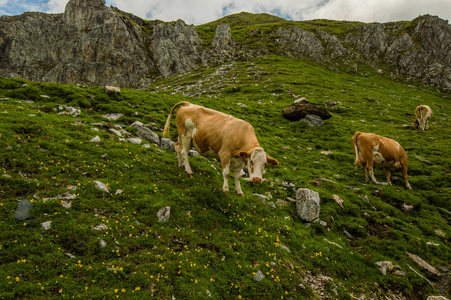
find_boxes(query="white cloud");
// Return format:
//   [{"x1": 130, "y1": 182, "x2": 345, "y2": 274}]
[{"x1": 1, "y1": 0, "x2": 450, "y2": 24}]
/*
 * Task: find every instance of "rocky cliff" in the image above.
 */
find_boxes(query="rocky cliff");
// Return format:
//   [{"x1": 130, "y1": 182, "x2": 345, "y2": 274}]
[{"x1": 1, "y1": 0, "x2": 450, "y2": 92}]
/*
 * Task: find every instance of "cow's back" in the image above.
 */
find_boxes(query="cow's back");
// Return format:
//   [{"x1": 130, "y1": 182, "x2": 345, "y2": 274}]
[{"x1": 176, "y1": 105, "x2": 259, "y2": 156}]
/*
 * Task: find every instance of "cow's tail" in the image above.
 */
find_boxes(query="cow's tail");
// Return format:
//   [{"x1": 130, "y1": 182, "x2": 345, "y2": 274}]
[
  {"x1": 352, "y1": 131, "x2": 362, "y2": 167},
  {"x1": 163, "y1": 102, "x2": 191, "y2": 138}
]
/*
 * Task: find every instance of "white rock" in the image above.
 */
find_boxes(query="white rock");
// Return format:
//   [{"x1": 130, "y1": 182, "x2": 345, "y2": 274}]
[
  {"x1": 157, "y1": 206, "x2": 171, "y2": 222},
  {"x1": 94, "y1": 181, "x2": 109, "y2": 193},
  {"x1": 90, "y1": 136, "x2": 101, "y2": 143},
  {"x1": 254, "y1": 270, "x2": 265, "y2": 282},
  {"x1": 376, "y1": 261, "x2": 393, "y2": 275},
  {"x1": 91, "y1": 224, "x2": 108, "y2": 231},
  {"x1": 128, "y1": 138, "x2": 142, "y2": 144},
  {"x1": 41, "y1": 221, "x2": 51, "y2": 230},
  {"x1": 109, "y1": 128, "x2": 122, "y2": 137}
]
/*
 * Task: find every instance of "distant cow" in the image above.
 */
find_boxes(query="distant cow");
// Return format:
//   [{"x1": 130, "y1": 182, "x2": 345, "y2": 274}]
[
  {"x1": 414, "y1": 105, "x2": 432, "y2": 131},
  {"x1": 351, "y1": 131, "x2": 411, "y2": 189},
  {"x1": 163, "y1": 102, "x2": 279, "y2": 195}
]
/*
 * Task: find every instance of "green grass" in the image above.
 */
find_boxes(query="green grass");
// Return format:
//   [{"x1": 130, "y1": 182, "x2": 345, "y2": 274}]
[{"x1": 0, "y1": 55, "x2": 450, "y2": 299}]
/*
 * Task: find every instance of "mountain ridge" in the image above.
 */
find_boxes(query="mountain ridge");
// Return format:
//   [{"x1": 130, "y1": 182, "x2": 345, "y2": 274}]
[{"x1": 0, "y1": 0, "x2": 450, "y2": 92}]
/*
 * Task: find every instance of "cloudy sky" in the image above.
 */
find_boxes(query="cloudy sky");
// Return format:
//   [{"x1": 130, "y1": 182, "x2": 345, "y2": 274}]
[{"x1": 1, "y1": 0, "x2": 450, "y2": 25}]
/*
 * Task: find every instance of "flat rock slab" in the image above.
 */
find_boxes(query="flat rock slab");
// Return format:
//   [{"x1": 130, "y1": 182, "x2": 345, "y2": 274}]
[
  {"x1": 283, "y1": 103, "x2": 332, "y2": 121},
  {"x1": 14, "y1": 200, "x2": 34, "y2": 221}
]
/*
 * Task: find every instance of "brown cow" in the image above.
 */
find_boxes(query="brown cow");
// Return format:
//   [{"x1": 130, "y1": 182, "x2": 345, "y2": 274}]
[
  {"x1": 414, "y1": 105, "x2": 432, "y2": 131},
  {"x1": 163, "y1": 102, "x2": 279, "y2": 195},
  {"x1": 351, "y1": 131, "x2": 411, "y2": 189}
]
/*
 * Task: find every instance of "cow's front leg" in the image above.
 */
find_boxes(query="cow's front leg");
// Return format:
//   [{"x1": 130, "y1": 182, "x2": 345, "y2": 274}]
[
  {"x1": 234, "y1": 170, "x2": 244, "y2": 196},
  {"x1": 222, "y1": 162, "x2": 230, "y2": 193}
]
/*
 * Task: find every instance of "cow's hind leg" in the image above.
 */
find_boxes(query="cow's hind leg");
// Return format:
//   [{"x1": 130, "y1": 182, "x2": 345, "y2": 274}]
[
  {"x1": 174, "y1": 141, "x2": 182, "y2": 168},
  {"x1": 384, "y1": 167, "x2": 392, "y2": 186},
  {"x1": 402, "y1": 164, "x2": 412, "y2": 189},
  {"x1": 180, "y1": 134, "x2": 193, "y2": 175}
]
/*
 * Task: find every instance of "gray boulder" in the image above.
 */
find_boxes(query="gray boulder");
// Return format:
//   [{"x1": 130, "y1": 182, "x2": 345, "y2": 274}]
[
  {"x1": 160, "y1": 138, "x2": 175, "y2": 152},
  {"x1": 296, "y1": 188, "x2": 321, "y2": 222},
  {"x1": 301, "y1": 114, "x2": 324, "y2": 127},
  {"x1": 136, "y1": 126, "x2": 160, "y2": 145},
  {"x1": 283, "y1": 103, "x2": 332, "y2": 121},
  {"x1": 14, "y1": 200, "x2": 34, "y2": 221}
]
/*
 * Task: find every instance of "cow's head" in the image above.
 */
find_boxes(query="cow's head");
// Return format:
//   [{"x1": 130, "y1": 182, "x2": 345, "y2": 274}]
[{"x1": 239, "y1": 147, "x2": 279, "y2": 183}]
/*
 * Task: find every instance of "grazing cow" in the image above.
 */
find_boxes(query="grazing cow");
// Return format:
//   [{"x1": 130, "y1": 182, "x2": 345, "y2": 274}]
[
  {"x1": 413, "y1": 105, "x2": 432, "y2": 131},
  {"x1": 163, "y1": 102, "x2": 279, "y2": 195},
  {"x1": 351, "y1": 131, "x2": 411, "y2": 189}
]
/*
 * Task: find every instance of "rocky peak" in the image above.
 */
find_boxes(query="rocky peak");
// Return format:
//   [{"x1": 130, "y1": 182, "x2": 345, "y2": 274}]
[
  {"x1": 63, "y1": 0, "x2": 109, "y2": 29},
  {"x1": 212, "y1": 23, "x2": 235, "y2": 50}
]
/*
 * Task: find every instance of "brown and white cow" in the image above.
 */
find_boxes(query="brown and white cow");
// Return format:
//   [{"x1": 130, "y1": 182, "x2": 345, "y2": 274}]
[
  {"x1": 414, "y1": 105, "x2": 432, "y2": 131},
  {"x1": 351, "y1": 131, "x2": 411, "y2": 189},
  {"x1": 163, "y1": 102, "x2": 279, "y2": 195}
]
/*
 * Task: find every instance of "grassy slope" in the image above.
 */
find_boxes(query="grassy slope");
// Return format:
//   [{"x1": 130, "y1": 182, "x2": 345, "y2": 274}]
[{"x1": 0, "y1": 55, "x2": 450, "y2": 299}]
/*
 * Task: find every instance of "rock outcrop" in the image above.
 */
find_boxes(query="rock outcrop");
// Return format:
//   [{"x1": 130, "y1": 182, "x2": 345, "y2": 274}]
[{"x1": 1, "y1": 0, "x2": 450, "y2": 92}]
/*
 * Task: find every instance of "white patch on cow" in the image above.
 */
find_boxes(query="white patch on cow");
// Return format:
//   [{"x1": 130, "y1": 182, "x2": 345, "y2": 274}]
[
  {"x1": 185, "y1": 118, "x2": 196, "y2": 135},
  {"x1": 372, "y1": 144, "x2": 386, "y2": 164}
]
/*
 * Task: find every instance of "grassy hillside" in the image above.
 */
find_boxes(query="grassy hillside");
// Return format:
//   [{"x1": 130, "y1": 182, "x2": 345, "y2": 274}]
[{"x1": 0, "y1": 55, "x2": 450, "y2": 299}]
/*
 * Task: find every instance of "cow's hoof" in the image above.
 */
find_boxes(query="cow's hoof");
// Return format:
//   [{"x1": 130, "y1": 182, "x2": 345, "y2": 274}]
[
  {"x1": 237, "y1": 192, "x2": 244, "y2": 197},
  {"x1": 222, "y1": 188, "x2": 230, "y2": 193},
  {"x1": 188, "y1": 173, "x2": 194, "y2": 178}
]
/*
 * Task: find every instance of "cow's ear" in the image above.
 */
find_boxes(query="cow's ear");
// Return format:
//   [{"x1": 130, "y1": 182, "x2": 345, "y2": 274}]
[
  {"x1": 239, "y1": 151, "x2": 250, "y2": 160},
  {"x1": 266, "y1": 154, "x2": 279, "y2": 166}
]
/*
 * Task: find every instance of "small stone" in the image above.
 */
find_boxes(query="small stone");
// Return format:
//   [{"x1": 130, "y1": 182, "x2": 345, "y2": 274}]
[
  {"x1": 94, "y1": 181, "x2": 109, "y2": 193},
  {"x1": 109, "y1": 128, "x2": 122, "y2": 137},
  {"x1": 91, "y1": 224, "x2": 108, "y2": 231},
  {"x1": 254, "y1": 270, "x2": 265, "y2": 282},
  {"x1": 376, "y1": 261, "x2": 393, "y2": 275},
  {"x1": 115, "y1": 189, "x2": 122, "y2": 195},
  {"x1": 157, "y1": 206, "x2": 171, "y2": 223},
  {"x1": 102, "y1": 113, "x2": 123, "y2": 121},
  {"x1": 99, "y1": 240, "x2": 107, "y2": 247},
  {"x1": 332, "y1": 195, "x2": 344, "y2": 208},
  {"x1": 41, "y1": 221, "x2": 51, "y2": 230},
  {"x1": 128, "y1": 138, "x2": 142, "y2": 144},
  {"x1": 90, "y1": 136, "x2": 101, "y2": 143},
  {"x1": 65, "y1": 253, "x2": 76, "y2": 259},
  {"x1": 402, "y1": 203, "x2": 414, "y2": 212}
]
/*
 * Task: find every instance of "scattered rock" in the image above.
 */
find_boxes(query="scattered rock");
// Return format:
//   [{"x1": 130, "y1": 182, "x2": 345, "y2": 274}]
[
  {"x1": 434, "y1": 229, "x2": 446, "y2": 238},
  {"x1": 58, "y1": 105, "x2": 81, "y2": 116},
  {"x1": 301, "y1": 114, "x2": 324, "y2": 127},
  {"x1": 294, "y1": 97, "x2": 309, "y2": 104},
  {"x1": 127, "y1": 137, "x2": 142, "y2": 144},
  {"x1": 65, "y1": 253, "x2": 76, "y2": 259},
  {"x1": 102, "y1": 113, "x2": 123, "y2": 121},
  {"x1": 90, "y1": 136, "x2": 101, "y2": 143},
  {"x1": 296, "y1": 188, "x2": 321, "y2": 222},
  {"x1": 188, "y1": 149, "x2": 200, "y2": 157},
  {"x1": 376, "y1": 261, "x2": 394, "y2": 275},
  {"x1": 237, "y1": 103, "x2": 247, "y2": 108},
  {"x1": 321, "y1": 150, "x2": 333, "y2": 155},
  {"x1": 136, "y1": 126, "x2": 160, "y2": 145},
  {"x1": 14, "y1": 200, "x2": 34, "y2": 221},
  {"x1": 407, "y1": 252, "x2": 442, "y2": 277},
  {"x1": 91, "y1": 224, "x2": 108, "y2": 231},
  {"x1": 254, "y1": 270, "x2": 265, "y2": 282},
  {"x1": 105, "y1": 85, "x2": 121, "y2": 94},
  {"x1": 160, "y1": 138, "x2": 175, "y2": 152},
  {"x1": 157, "y1": 206, "x2": 171, "y2": 223},
  {"x1": 283, "y1": 103, "x2": 332, "y2": 121},
  {"x1": 393, "y1": 270, "x2": 407, "y2": 277},
  {"x1": 115, "y1": 189, "x2": 123, "y2": 195},
  {"x1": 41, "y1": 221, "x2": 51, "y2": 230},
  {"x1": 93, "y1": 181, "x2": 109, "y2": 193},
  {"x1": 426, "y1": 296, "x2": 449, "y2": 300},
  {"x1": 109, "y1": 128, "x2": 123, "y2": 137},
  {"x1": 279, "y1": 243, "x2": 291, "y2": 253},
  {"x1": 332, "y1": 195, "x2": 344, "y2": 208},
  {"x1": 99, "y1": 239, "x2": 107, "y2": 247}
]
